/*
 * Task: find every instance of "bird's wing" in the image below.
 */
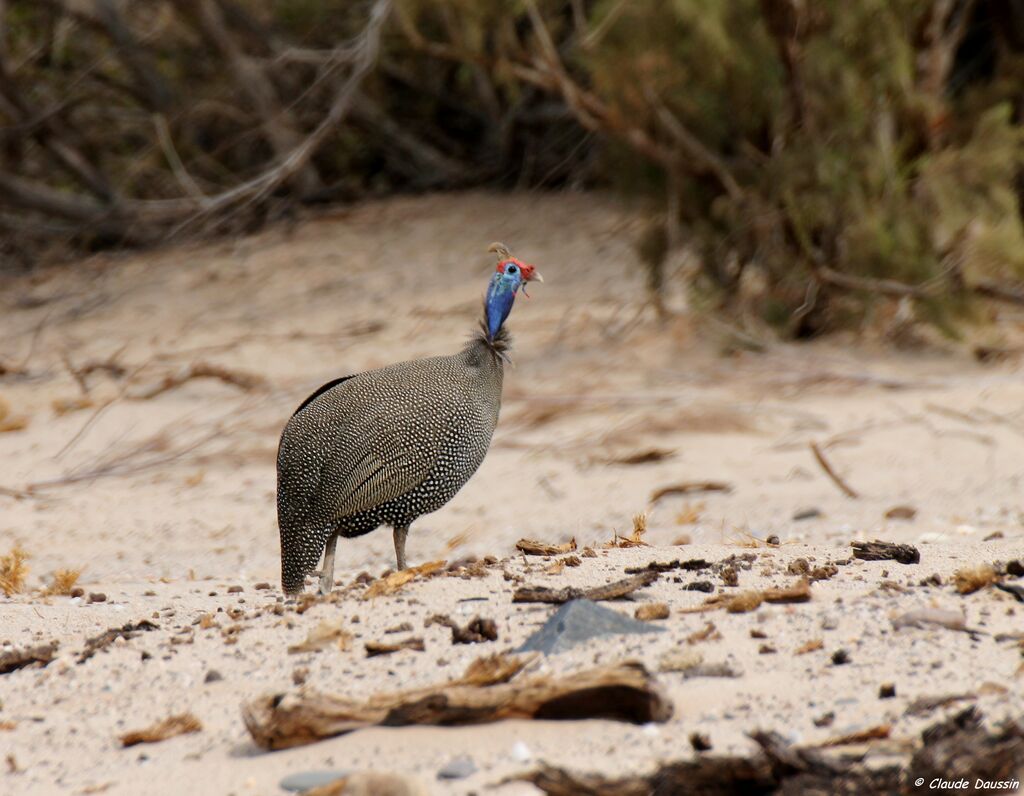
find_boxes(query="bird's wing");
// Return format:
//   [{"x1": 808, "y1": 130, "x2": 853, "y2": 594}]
[{"x1": 324, "y1": 437, "x2": 437, "y2": 521}]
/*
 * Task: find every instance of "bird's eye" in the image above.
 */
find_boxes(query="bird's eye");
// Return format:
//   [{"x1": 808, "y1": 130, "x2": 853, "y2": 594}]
[{"x1": 507, "y1": 265, "x2": 517, "y2": 274}]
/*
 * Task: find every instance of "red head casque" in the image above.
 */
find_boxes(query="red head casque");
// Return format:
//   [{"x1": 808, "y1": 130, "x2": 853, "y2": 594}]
[{"x1": 496, "y1": 257, "x2": 538, "y2": 283}]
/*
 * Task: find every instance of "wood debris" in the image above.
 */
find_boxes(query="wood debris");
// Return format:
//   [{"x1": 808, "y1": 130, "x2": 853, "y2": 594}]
[
  {"x1": 519, "y1": 708, "x2": 1024, "y2": 795},
  {"x1": 625, "y1": 558, "x2": 710, "y2": 574},
  {"x1": 425, "y1": 614, "x2": 498, "y2": 644},
  {"x1": 995, "y1": 582, "x2": 1024, "y2": 603},
  {"x1": 131, "y1": 361, "x2": 265, "y2": 400},
  {"x1": 809, "y1": 441, "x2": 860, "y2": 499},
  {"x1": 0, "y1": 641, "x2": 58, "y2": 674},
  {"x1": 361, "y1": 560, "x2": 445, "y2": 599},
  {"x1": 365, "y1": 637, "x2": 425, "y2": 657},
  {"x1": 634, "y1": 603, "x2": 669, "y2": 621},
  {"x1": 600, "y1": 448, "x2": 675, "y2": 465},
  {"x1": 891, "y1": 608, "x2": 967, "y2": 633},
  {"x1": 794, "y1": 639, "x2": 824, "y2": 655},
  {"x1": 814, "y1": 724, "x2": 891, "y2": 747},
  {"x1": 885, "y1": 505, "x2": 917, "y2": 520},
  {"x1": 682, "y1": 580, "x2": 811, "y2": 614},
  {"x1": 516, "y1": 538, "x2": 577, "y2": 556},
  {"x1": 602, "y1": 514, "x2": 649, "y2": 549},
  {"x1": 119, "y1": 713, "x2": 202, "y2": 747},
  {"x1": 451, "y1": 617, "x2": 498, "y2": 645},
  {"x1": 77, "y1": 620, "x2": 159, "y2": 663},
  {"x1": 905, "y1": 693, "x2": 977, "y2": 717},
  {"x1": 242, "y1": 659, "x2": 671, "y2": 750},
  {"x1": 651, "y1": 480, "x2": 733, "y2": 503},
  {"x1": 686, "y1": 622, "x2": 720, "y2": 644},
  {"x1": 513, "y1": 571, "x2": 658, "y2": 604},
  {"x1": 288, "y1": 620, "x2": 352, "y2": 654},
  {"x1": 851, "y1": 540, "x2": 920, "y2": 565},
  {"x1": 953, "y1": 564, "x2": 997, "y2": 595}
]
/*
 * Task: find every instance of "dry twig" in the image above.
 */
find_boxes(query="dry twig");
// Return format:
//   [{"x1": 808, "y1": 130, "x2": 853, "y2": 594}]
[{"x1": 809, "y1": 441, "x2": 859, "y2": 499}]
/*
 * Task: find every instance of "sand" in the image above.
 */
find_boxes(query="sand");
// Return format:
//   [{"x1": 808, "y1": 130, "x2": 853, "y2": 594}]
[{"x1": 1, "y1": 191, "x2": 1023, "y2": 794}]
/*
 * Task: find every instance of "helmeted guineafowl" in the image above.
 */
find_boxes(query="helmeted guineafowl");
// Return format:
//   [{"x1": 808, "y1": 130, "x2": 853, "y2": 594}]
[{"x1": 276, "y1": 243, "x2": 542, "y2": 594}]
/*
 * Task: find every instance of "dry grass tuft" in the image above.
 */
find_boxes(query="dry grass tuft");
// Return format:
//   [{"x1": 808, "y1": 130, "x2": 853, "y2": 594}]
[
  {"x1": 44, "y1": 568, "x2": 82, "y2": 596},
  {"x1": 603, "y1": 513, "x2": 650, "y2": 549},
  {"x1": 953, "y1": 564, "x2": 997, "y2": 595},
  {"x1": 0, "y1": 545, "x2": 30, "y2": 596}
]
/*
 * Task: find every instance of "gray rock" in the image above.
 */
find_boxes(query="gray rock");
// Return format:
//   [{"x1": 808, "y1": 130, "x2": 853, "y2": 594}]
[
  {"x1": 280, "y1": 770, "x2": 349, "y2": 792},
  {"x1": 437, "y1": 755, "x2": 477, "y2": 780},
  {"x1": 515, "y1": 599, "x2": 665, "y2": 655}
]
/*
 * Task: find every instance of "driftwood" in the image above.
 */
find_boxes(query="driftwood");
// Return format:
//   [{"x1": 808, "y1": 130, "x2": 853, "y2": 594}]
[
  {"x1": 679, "y1": 580, "x2": 812, "y2": 614},
  {"x1": 242, "y1": 657, "x2": 671, "y2": 751},
  {"x1": 521, "y1": 707, "x2": 1024, "y2": 796},
  {"x1": 364, "y1": 637, "x2": 425, "y2": 657},
  {"x1": 516, "y1": 538, "x2": 577, "y2": 556},
  {"x1": 512, "y1": 571, "x2": 658, "y2": 604},
  {"x1": 119, "y1": 713, "x2": 202, "y2": 747},
  {"x1": 851, "y1": 540, "x2": 921, "y2": 565},
  {"x1": 0, "y1": 642, "x2": 58, "y2": 674}
]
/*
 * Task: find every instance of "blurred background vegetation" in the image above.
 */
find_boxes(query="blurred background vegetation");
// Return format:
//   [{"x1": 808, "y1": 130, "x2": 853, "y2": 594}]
[{"x1": 3, "y1": 0, "x2": 1024, "y2": 338}]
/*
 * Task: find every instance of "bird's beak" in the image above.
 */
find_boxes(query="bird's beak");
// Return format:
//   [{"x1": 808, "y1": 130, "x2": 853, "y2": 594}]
[{"x1": 529, "y1": 271, "x2": 544, "y2": 283}]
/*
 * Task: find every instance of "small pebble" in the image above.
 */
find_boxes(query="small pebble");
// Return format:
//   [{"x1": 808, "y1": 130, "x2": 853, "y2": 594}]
[
  {"x1": 227, "y1": 585, "x2": 243, "y2": 594},
  {"x1": 437, "y1": 756, "x2": 477, "y2": 780},
  {"x1": 720, "y1": 567, "x2": 739, "y2": 587},
  {"x1": 831, "y1": 649, "x2": 850, "y2": 665},
  {"x1": 510, "y1": 741, "x2": 532, "y2": 763},
  {"x1": 204, "y1": 670, "x2": 223, "y2": 684},
  {"x1": 792, "y1": 508, "x2": 822, "y2": 521},
  {"x1": 766, "y1": 534, "x2": 781, "y2": 544},
  {"x1": 690, "y1": 732, "x2": 712, "y2": 751},
  {"x1": 280, "y1": 771, "x2": 349, "y2": 792},
  {"x1": 813, "y1": 711, "x2": 835, "y2": 727},
  {"x1": 69, "y1": 587, "x2": 85, "y2": 598},
  {"x1": 879, "y1": 683, "x2": 896, "y2": 699},
  {"x1": 255, "y1": 582, "x2": 272, "y2": 590},
  {"x1": 88, "y1": 592, "x2": 106, "y2": 604}
]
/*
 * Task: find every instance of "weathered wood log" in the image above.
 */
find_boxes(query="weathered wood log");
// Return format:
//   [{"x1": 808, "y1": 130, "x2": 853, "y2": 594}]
[
  {"x1": 521, "y1": 707, "x2": 1024, "y2": 795},
  {"x1": 242, "y1": 658, "x2": 672, "y2": 750},
  {"x1": 512, "y1": 571, "x2": 658, "y2": 604}
]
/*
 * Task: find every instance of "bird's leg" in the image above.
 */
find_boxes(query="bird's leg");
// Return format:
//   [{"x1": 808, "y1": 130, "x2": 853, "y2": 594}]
[
  {"x1": 318, "y1": 532, "x2": 339, "y2": 595},
  {"x1": 393, "y1": 526, "x2": 409, "y2": 571}
]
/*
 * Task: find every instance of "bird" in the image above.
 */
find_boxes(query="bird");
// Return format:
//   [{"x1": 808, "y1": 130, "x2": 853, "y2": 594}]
[{"x1": 275, "y1": 242, "x2": 542, "y2": 594}]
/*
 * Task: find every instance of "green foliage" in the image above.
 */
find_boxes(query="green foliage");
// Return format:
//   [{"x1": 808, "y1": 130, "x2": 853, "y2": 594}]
[{"x1": 2, "y1": 0, "x2": 1024, "y2": 341}]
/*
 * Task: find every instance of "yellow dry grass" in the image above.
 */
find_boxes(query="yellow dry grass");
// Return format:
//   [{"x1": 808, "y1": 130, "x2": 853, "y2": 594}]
[
  {"x1": 0, "y1": 545, "x2": 29, "y2": 596},
  {"x1": 361, "y1": 560, "x2": 446, "y2": 599},
  {"x1": 603, "y1": 513, "x2": 649, "y2": 549},
  {"x1": 44, "y1": 568, "x2": 82, "y2": 596}
]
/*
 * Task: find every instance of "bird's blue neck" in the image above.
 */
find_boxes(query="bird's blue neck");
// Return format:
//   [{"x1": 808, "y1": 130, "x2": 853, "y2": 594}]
[{"x1": 485, "y1": 274, "x2": 517, "y2": 340}]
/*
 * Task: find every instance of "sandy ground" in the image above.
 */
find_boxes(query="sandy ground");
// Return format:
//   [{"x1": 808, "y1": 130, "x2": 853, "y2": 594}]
[{"x1": 1, "y1": 191, "x2": 1023, "y2": 794}]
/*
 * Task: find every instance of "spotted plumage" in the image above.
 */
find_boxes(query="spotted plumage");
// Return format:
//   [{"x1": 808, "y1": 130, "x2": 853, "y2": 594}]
[{"x1": 276, "y1": 243, "x2": 541, "y2": 594}]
